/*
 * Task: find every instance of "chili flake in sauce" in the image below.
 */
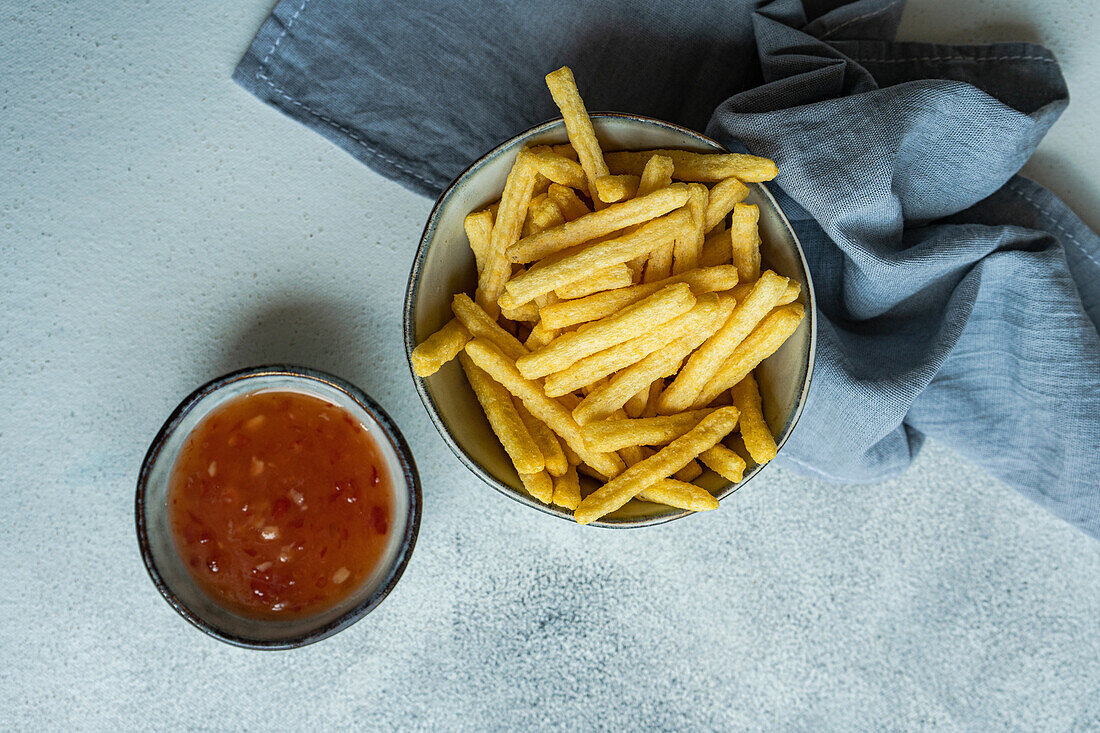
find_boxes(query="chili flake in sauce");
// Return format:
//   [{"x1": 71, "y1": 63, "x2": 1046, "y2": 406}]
[{"x1": 168, "y1": 390, "x2": 393, "y2": 619}]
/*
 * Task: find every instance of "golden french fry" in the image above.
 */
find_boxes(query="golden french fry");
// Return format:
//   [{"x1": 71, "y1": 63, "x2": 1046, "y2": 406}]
[
  {"x1": 500, "y1": 300, "x2": 541, "y2": 322},
  {"x1": 478, "y1": 147, "x2": 538, "y2": 316},
  {"x1": 672, "y1": 184, "x2": 708, "y2": 274},
  {"x1": 605, "y1": 149, "x2": 778, "y2": 183},
  {"x1": 731, "y1": 372, "x2": 778, "y2": 463},
  {"x1": 729, "y1": 203, "x2": 761, "y2": 283},
  {"x1": 515, "y1": 398, "x2": 569, "y2": 477},
  {"x1": 410, "y1": 318, "x2": 471, "y2": 377},
  {"x1": 699, "y1": 444, "x2": 747, "y2": 483},
  {"x1": 545, "y1": 67, "x2": 610, "y2": 206},
  {"x1": 673, "y1": 459, "x2": 703, "y2": 482},
  {"x1": 530, "y1": 195, "x2": 566, "y2": 232},
  {"x1": 519, "y1": 470, "x2": 554, "y2": 504},
  {"x1": 463, "y1": 338, "x2": 625, "y2": 478},
  {"x1": 504, "y1": 209, "x2": 691, "y2": 305},
  {"x1": 573, "y1": 406, "x2": 740, "y2": 524},
  {"x1": 704, "y1": 177, "x2": 750, "y2": 232},
  {"x1": 582, "y1": 409, "x2": 713, "y2": 452},
  {"x1": 551, "y1": 463, "x2": 581, "y2": 510},
  {"x1": 451, "y1": 293, "x2": 529, "y2": 361},
  {"x1": 730, "y1": 279, "x2": 800, "y2": 306},
  {"x1": 464, "y1": 210, "x2": 494, "y2": 274},
  {"x1": 524, "y1": 321, "x2": 556, "y2": 351},
  {"x1": 643, "y1": 243, "x2": 674, "y2": 283},
  {"x1": 555, "y1": 264, "x2": 634, "y2": 300},
  {"x1": 540, "y1": 264, "x2": 739, "y2": 330},
  {"x1": 517, "y1": 282, "x2": 695, "y2": 380},
  {"x1": 542, "y1": 294, "x2": 721, "y2": 397},
  {"x1": 629, "y1": 154, "x2": 677, "y2": 277},
  {"x1": 507, "y1": 184, "x2": 690, "y2": 264},
  {"x1": 530, "y1": 149, "x2": 587, "y2": 190},
  {"x1": 550, "y1": 143, "x2": 578, "y2": 161},
  {"x1": 693, "y1": 303, "x2": 805, "y2": 408},
  {"x1": 700, "y1": 227, "x2": 730, "y2": 268},
  {"x1": 635, "y1": 478, "x2": 719, "y2": 511},
  {"x1": 623, "y1": 387, "x2": 649, "y2": 418},
  {"x1": 595, "y1": 174, "x2": 640, "y2": 203},
  {"x1": 642, "y1": 378, "x2": 664, "y2": 417},
  {"x1": 546, "y1": 183, "x2": 591, "y2": 222},
  {"x1": 658, "y1": 270, "x2": 788, "y2": 414},
  {"x1": 572, "y1": 293, "x2": 735, "y2": 424},
  {"x1": 459, "y1": 353, "x2": 545, "y2": 475}
]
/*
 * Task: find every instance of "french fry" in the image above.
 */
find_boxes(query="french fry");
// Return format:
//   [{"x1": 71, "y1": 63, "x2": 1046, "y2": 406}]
[
  {"x1": 464, "y1": 210, "x2": 494, "y2": 274},
  {"x1": 542, "y1": 294, "x2": 722, "y2": 397},
  {"x1": 507, "y1": 184, "x2": 690, "y2": 263},
  {"x1": 478, "y1": 147, "x2": 538, "y2": 316},
  {"x1": 519, "y1": 470, "x2": 554, "y2": 504},
  {"x1": 515, "y1": 398, "x2": 569, "y2": 477},
  {"x1": 524, "y1": 321, "x2": 556, "y2": 351},
  {"x1": 539, "y1": 265, "x2": 739, "y2": 330},
  {"x1": 635, "y1": 479, "x2": 719, "y2": 511},
  {"x1": 699, "y1": 444, "x2": 747, "y2": 483},
  {"x1": 503, "y1": 209, "x2": 691, "y2": 305},
  {"x1": 629, "y1": 154, "x2": 677, "y2": 277},
  {"x1": 463, "y1": 338, "x2": 625, "y2": 478},
  {"x1": 516, "y1": 283, "x2": 696, "y2": 380},
  {"x1": 642, "y1": 379, "x2": 664, "y2": 417},
  {"x1": 729, "y1": 203, "x2": 761, "y2": 282},
  {"x1": 530, "y1": 196, "x2": 566, "y2": 232},
  {"x1": 700, "y1": 227, "x2": 730, "y2": 268},
  {"x1": 572, "y1": 293, "x2": 735, "y2": 424},
  {"x1": 451, "y1": 293, "x2": 529, "y2": 361},
  {"x1": 605, "y1": 149, "x2": 778, "y2": 183},
  {"x1": 595, "y1": 174, "x2": 640, "y2": 203},
  {"x1": 530, "y1": 149, "x2": 587, "y2": 190},
  {"x1": 731, "y1": 279, "x2": 800, "y2": 306},
  {"x1": 545, "y1": 67, "x2": 610, "y2": 206},
  {"x1": 704, "y1": 177, "x2": 750, "y2": 232},
  {"x1": 555, "y1": 264, "x2": 634, "y2": 300},
  {"x1": 573, "y1": 406, "x2": 740, "y2": 524},
  {"x1": 550, "y1": 143, "x2": 578, "y2": 161},
  {"x1": 673, "y1": 460, "x2": 703, "y2": 482},
  {"x1": 693, "y1": 303, "x2": 805, "y2": 408},
  {"x1": 500, "y1": 300, "x2": 541, "y2": 322},
  {"x1": 459, "y1": 353, "x2": 545, "y2": 475},
  {"x1": 551, "y1": 463, "x2": 581, "y2": 510},
  {"x1": 643, "y1": 243, "x2": 674, "y2": 283},
  {"x1": 410, "y1": 318, "x2": 471, "y2": 377},
  {"x1": 623, "y1": 388, "x2": 649, "y2": 418},
  {"x1": 672, "y1": 184, "x2": 708, "y2": 274},
  {"x1": 658, "y1": 270, "x2": 788, "y2": 414},
  {"x1": 731, "y1": 373, "x2": 778, "y2": 463},
  {"x1": 547, "y1": 183, "x2": 590, "y2": 222},
  {"x1": 582, "y1": 409, "x2": 713, "y2": 452}
]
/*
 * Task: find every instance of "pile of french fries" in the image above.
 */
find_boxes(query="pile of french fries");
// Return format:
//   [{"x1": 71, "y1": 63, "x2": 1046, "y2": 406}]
[{"x1": 411, "y1": 67, "x2": 805, "y2": 525}]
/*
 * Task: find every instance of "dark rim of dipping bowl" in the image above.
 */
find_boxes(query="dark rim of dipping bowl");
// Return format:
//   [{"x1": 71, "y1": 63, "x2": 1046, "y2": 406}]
[
  {"x1": 135, "y1": 365, "x2": 422, "y2": 649},
  {"x1": 403, "y1": 113, "x2": 816, "y2": 528}
]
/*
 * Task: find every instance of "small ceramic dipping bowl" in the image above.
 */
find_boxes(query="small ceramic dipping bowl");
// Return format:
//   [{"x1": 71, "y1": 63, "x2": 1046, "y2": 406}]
[
  {"x1": 404, "y1": 114, "x2": 816, "y2": 527},
  {"x1": 135, "y1": 365, "x2": 421, "y2": 648}
]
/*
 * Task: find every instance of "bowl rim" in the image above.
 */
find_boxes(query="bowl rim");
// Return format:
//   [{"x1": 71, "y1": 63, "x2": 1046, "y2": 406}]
[
  {"x1": 403, "y1": 112, "x2": 816, "y2": 528},
  {"x1": 134, "y1": 364, "x2": 422, "y2": 649}
]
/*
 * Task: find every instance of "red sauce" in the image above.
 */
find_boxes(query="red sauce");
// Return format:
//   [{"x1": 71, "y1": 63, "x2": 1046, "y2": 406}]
[{"x1": 167, "y1": 390, "x2": 393, "y2": 620}]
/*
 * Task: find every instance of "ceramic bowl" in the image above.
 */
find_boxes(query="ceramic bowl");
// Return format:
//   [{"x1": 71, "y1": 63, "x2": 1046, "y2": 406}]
[
  {"x1": 404, "y1": 114, "x2": 816, "y2": 527},
  {"x1": 135, "y1": 365, "x2": 421, "y2": 648}
]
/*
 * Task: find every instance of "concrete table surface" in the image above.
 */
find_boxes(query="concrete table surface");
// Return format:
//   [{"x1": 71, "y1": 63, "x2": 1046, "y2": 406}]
[{"x1": 2, "y1": 1, "x2": 1098, "y2": 730}]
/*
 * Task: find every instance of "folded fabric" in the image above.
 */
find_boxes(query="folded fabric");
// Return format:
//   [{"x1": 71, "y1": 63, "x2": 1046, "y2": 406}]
[{"x1": 234, "y1": 0, "x2": 1100, "y2": 538}]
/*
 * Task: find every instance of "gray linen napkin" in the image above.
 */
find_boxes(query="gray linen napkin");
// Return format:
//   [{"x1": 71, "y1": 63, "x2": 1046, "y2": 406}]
[{"x1": 234, "y1": 0, "x2": 1100, "y2": 538}]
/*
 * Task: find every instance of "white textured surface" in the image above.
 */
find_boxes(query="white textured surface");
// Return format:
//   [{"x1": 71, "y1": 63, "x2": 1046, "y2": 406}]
[{"x1": 2, "y1": 1, "x2": 1099, "y2": 730}]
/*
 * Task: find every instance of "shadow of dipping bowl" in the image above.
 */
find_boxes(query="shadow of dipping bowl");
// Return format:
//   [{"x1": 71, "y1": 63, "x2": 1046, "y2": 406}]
[
  {"x1": 135, "y1": 366, "x2": 421, "y2": 649},
  {"x1": 405, "y1": 114, "x2": 816, "y2": 528}
]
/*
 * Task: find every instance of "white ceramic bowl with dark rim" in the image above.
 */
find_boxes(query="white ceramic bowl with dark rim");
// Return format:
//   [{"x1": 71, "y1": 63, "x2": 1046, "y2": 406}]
[
  {"x1": 404, "y1": 114, "x2": 816, "y2": 527},
  {"x1": 135, "y1": 365, "x2": 421, "y2": 649}
]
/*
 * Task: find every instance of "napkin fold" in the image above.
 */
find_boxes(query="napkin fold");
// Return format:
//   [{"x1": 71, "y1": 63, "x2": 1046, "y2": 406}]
[{"x1": 235, "y1": 0, "x2": 1100, "y2": 538}]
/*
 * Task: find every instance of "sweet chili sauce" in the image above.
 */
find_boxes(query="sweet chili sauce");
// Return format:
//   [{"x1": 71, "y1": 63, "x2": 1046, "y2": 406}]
[{"x1": 167, "y1": 390, "x2": 393, "y2": 620}]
